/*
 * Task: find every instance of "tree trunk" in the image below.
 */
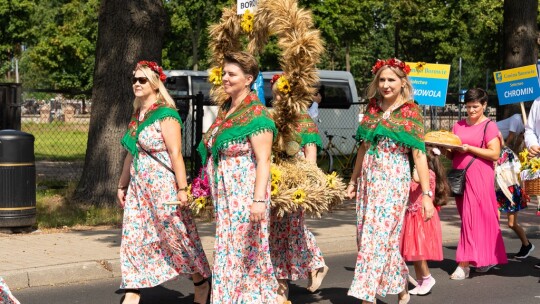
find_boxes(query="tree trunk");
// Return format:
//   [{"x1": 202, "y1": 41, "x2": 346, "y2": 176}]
[
  {"x1": 73, "y1": 0, "x2": 168, "y2": 206},
  {"x1": 192, "y1": 14, "x2": 201, "y2": 71},
  {"x1": 499, "y1": 0, "x2": 538, "y2": 120},
  {"x1": 345, "y1": 42, "x2": 350, "y2": 72}
]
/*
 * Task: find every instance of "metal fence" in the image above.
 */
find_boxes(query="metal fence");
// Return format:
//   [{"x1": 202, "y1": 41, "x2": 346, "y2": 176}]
[
  {"x1": 19, "y1": 93, "x2": 497, "y2": 182},
  {"x1": 21, "y1": 96, "x2": 89, "y2": 183}
]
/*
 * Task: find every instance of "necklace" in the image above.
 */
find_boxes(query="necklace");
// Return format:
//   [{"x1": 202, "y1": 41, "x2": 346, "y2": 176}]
[{"x1": 381, "y1": 98, "x2": 403, "y2": 120}]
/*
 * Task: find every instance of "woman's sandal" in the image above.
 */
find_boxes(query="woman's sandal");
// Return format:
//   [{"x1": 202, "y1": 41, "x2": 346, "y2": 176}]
[
  {"x1": 450, "y1": 266, "x2": 470, "y2": 280},
  {"x1": 121, "y1": 289, "x2": 140, "y2": 304},
  {"x1": 307, "y1": 265, "x2": 329, "y2": 293},
  {"x1": 193, "y1": 278, "x2": 211, "y2": 304}
]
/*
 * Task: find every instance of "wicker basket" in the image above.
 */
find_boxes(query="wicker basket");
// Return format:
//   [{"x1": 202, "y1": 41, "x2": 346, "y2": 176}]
[{"x1": 524, "y1": 178, "x2": 540, "y2": 196}]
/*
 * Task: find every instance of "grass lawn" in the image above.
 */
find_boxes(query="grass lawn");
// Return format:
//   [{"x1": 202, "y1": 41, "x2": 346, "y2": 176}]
[
  {"x1": 36, "y1": 181, "x2": 122, "y2": 229},
  {"x1": 22, "y1": 122, "x2": 88, "y2": 161}
]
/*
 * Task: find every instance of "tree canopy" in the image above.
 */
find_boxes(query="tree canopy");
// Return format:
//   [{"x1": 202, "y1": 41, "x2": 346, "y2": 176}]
[{"x1": 4, "y1": 0, "x2": 538, "y2": 97}]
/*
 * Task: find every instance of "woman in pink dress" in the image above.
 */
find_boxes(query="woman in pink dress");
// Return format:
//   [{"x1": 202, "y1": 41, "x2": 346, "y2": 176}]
[
  {"x1": 447, "y1": 88, "x2": 507, "y2": 280},
  {"x1": 117, "y1": 61, "x2": 211, "y2": 304},
  {"x1": 400, "y1": 146, "x2": 449, "y2": 296}
]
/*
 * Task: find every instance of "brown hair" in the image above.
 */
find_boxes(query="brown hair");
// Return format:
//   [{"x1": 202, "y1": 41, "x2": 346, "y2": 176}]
[
  {"x1": 427, "y1": 147, "x2": 450, "y2": 207},
  {"x1": 464, "y1": 88, "x2": 488, "y2": 105},
  {"x1": 223, "y1": 51, "x2": 259, "y2": 87}
]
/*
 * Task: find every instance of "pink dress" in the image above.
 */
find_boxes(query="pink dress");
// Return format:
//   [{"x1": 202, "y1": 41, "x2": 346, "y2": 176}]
[
  {"x1": 400, "y1": 170, "x2": 443, "y2": 261},
  {"x1": 452, "y1": 119, "x2": 507, "y2": 267}
]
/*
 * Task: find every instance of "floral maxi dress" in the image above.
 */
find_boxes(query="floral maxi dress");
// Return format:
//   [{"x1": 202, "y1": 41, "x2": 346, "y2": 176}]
[
  {"x1": 348, "y1": 139, "x2": 410, "y2": 302},
  {"x1": 206, "y1": 139, "x2": 278, "y2": 304},
  {"x1": 120, "y1": 120, "x2": 211, "y2": 288},
  {"x1": 0, "y1": 277, "x2": 20, "y2": 304}
]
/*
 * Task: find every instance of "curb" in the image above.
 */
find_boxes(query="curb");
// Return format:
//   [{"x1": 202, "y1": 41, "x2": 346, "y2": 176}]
[{"x1": 4, "y1": 259, "x2": 121, "y2": 290}]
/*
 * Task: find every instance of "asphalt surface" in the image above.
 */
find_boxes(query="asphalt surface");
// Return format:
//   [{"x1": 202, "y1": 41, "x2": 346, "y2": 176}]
[{"x1": 12, "y1": 235, "x2": 540, "y2": 304}]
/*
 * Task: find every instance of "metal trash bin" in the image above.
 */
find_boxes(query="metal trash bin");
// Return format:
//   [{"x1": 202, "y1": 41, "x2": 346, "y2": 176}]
[{"x1": 0, "y1": 129, "x2": 36, "y2": 227}]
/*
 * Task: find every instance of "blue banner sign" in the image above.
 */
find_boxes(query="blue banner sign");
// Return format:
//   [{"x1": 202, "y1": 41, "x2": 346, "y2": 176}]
[
  {"x1": 406, "y1": 62, "x2": 451, "y2": 107},
  {"x1": 493, "y1": 65, "x2": 540, "y2": 105}
]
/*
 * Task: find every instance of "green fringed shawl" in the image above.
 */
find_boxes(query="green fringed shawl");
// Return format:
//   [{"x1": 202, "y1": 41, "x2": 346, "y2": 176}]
[
  {"x1": 121, "y1": 101, "x2": 183, "y2": 161},
  {"x1": 197, "y1": 92, "x2": 277, "y2": 166},
  {"x1": 356, "y1": 98, "x2": 425, "y2": 153},
  {"x1": 296, "y1": 111, "x2": 323, "y2": 151}
]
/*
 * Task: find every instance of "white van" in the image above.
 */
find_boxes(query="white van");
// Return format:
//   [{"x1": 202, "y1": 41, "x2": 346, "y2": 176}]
[{"x1": 164, "y1": 70, "x2": 360, "y2": 157}]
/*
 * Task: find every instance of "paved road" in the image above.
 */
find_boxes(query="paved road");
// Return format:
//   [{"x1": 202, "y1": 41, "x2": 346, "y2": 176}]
[{"x1": 13, "y1": 235, "x2": 540, "y2": 304}]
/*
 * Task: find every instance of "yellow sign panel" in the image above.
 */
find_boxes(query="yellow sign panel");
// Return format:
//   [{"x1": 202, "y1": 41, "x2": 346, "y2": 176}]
[
  {"x1": 405, "y1": 62, "x2": 451, "y2": 79},
  {"x1": 493, "y1": 64, "x2": 538, "y2": 84}
]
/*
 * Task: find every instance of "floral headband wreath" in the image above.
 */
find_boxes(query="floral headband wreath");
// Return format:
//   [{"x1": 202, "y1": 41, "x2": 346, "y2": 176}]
[
  {"x1": 136, "y1": 60, "x2": 167, "y2": 83},
  {"x1": 371, "y1": 58, "x2": 411, "y2": 75},
  {"x1": 270, "y1": 73, "x2": 291, "y2": 95}
]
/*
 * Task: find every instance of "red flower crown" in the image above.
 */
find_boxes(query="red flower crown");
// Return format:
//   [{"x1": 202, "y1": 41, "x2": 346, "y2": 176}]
[
  {"x1": 371, "y1": 58, "x2": 411, "y2": 75},
  {"x1": 136, "y1": 60, "x2": 167, "y2": 82},
  {"x1": 270, "y1": 73, "x2": 283, "y2": 85}
]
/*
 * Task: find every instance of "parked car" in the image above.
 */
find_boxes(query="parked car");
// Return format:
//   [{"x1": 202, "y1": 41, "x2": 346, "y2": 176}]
[{"x1": 164, "y1": 69, "x2": 360, "y2": 156}]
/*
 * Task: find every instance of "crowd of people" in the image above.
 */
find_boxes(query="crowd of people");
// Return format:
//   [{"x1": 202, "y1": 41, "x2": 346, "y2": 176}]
[{"x1": 104, "y1": 56, "x2": 540, "y2": 304}]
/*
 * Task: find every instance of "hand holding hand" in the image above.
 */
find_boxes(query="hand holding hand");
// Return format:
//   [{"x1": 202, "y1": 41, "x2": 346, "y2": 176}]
[{"x1": 250, "y1": 202, "x2": 266, "y2": 223}]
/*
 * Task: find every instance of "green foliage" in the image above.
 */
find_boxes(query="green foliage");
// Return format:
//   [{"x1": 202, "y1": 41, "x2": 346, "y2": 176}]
[
  {"x1": 0, "y1": 0, "x2": 35, "y2": 80},
  {"x1": 19, "y1": 0, "x2": 98, "y2": 91},
  {"x1": 36, "y1": 181, "x2": 122, "y2": 228},
  {"x1": 2, "y1": 0, "x2": 537, "y2": 99},
  {"x1": 163, "y1": 0, "x2": 231, "y2": 70}
]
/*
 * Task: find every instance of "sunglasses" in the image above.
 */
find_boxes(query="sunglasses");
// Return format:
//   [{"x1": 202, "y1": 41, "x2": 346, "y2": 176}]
[{"x1": 132, "y1": 77, "x2": 149, "y2": 85}]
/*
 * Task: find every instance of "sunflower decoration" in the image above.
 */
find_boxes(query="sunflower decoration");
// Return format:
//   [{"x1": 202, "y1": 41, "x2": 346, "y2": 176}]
[
  {"x1": 276, "y1": 75, "x2": 291, "y2": 95},
  {"x1": 416, "y1": 61, "x2": 427, "y2": 72},
  {"x1": 326, "y1": 171, "x2": 338, "y2": 189},
  {"x1": 209, "y1": 67, "x2": 222, "y2": 85},
  {"x1": 519, "y1": 149, "x2": 529, "y2": 165},
  {"x1": 292, "y1": 189, "x2": 306, "y2": 205},
  {"x1": 531, "y1": 158, "x2": 540, "y2": 173},
  {"x1": 241, "y1": 9, "x2": 254, "y2": 33},
  {"x1": 271, "y1": 181, "x2": 280, "y2": 197},
  {"x1": 270, "y1": 164, "x2": 282, "y2": 183}
]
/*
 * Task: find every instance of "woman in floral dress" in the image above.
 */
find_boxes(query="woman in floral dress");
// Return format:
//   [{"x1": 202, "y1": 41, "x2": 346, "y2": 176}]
[
  {"x1": 0, "y1": 276, "x2": 20, "y2": 304},
  {"x1": 198, "y1": 52, "x2": 278, "y2": 303},
  {"x1": 346, "y1": 58, "x2": 434, "y2": 304},
  {"x1": 268, "y1": 76, "x2": 329, "y2": 303},
  {"x1": 117, "y1": 61, "x2": 211, "y2": 304}
]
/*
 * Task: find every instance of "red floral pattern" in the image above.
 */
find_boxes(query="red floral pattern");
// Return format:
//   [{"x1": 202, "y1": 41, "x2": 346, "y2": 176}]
[{"x1": 356, "y1": 98, "x2": 425, "y2": 152}]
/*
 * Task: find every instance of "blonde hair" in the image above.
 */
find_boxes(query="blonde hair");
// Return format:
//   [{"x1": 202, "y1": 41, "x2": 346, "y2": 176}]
[
  {"x1": 365, "y1": 65, "x2": 414, "y2": 102},
  {"x1": 132, "y1": 65, "x2": 176, "y2": 111}
]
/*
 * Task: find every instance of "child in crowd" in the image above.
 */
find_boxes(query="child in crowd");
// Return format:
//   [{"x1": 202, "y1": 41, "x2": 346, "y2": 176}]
[
  {"x1": 400, "y1": 146, "x2": 449, "y2": 296},
  {"x1": 496, "y1": 137, "x2": 534, "y2": 260}
]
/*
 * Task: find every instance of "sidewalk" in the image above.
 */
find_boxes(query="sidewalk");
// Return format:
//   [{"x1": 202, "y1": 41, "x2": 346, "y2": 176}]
[{"x1": 1, "y1": 199, "x2": 539, "y2": 290}]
